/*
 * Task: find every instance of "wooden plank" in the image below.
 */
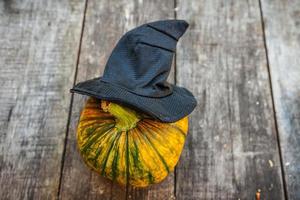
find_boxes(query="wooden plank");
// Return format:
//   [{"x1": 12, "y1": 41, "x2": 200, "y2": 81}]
[
  {"x1": 0, "y1": 0, "x2": 86, "y2": 199},
  {"x1": 59, "y1": 0, "x2": 175, "y2": 199},
  {"x1": 175, "y1": 0, "x2": 285, "y2": 199},
  {"x1": 260, "y1": 0, "x2": 300, "y2": 199}
]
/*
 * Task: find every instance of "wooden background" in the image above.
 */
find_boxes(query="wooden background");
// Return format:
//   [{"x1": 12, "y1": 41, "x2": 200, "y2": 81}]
[{"x1": 0, "y1": 0, "x2": 299, "y2": 199}]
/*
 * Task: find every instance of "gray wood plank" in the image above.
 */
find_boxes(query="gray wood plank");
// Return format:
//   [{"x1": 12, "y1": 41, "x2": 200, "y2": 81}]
[
  {"x1": 260, "y1": 0, "x2": 300, "y2": 199},
  {"x1": 59, "y1": 0, "x2": 175, "y2": 199},
  {"x1": 175, "y1": 0, "x2": 285, "y2": 199},
  {"x1": 0, "y1": 0, "x2": 86, "y2": 199}
]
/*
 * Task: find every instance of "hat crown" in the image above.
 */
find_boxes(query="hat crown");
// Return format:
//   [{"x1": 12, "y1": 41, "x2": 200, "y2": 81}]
[{"x1": 101, "y1": 20, "x2": 189, "y2": 97}]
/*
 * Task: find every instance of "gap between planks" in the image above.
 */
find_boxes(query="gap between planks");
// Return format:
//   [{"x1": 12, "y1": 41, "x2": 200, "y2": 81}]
[
  {"x1": 258, "y1": 0, "x2": 288, "y2": 199},
  {"x1": 57, "y1": 0, "x2": 89, "y2": 199}
]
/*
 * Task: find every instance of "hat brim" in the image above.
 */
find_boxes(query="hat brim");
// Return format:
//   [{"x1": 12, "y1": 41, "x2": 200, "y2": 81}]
[{"x1": 70, "y1": 78, "x2": 197, "y2": 122}]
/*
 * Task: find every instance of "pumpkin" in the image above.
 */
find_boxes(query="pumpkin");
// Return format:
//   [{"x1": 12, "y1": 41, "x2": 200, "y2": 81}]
[{"x1": 77, "y1": 97, "x2": 188, "y2": 187}]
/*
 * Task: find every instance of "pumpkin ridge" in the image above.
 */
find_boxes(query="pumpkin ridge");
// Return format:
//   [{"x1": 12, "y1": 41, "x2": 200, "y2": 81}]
[
  {"x1": 79, "y1": 129, "x2": 119, "y2": 173},
  {"x1": 92, "y1": 145, "x2": 103, "y2": 168},
  {"x1": 81, "y1": 124, "x2": 115, "y2": 153},
  {"x1": 80, "y1": 124, "x2": 114, "y2": 149},
  {"x1": 125, "y1": 131, "x2": 130, "y2": 185},
  {"x1": 143, "y1": 120, "x2": 186, "y2": 138},
  {"x1": 133, "y1": 126, "x2": 170, "y2": 180},
  {"x1": 130, "y1": 127, "x2": 165, "y2": 175},
  {"x1": 79, "y1": 125, "x2": 105, "y2": 153},
  {"x1": 140, "y1": 123, "x2": 178, "y2": 156},
  {"x1": 148, "y1": 172, "x2": 155, "y2": 184},
  {"x1": 136, "y1": 125, "x2": 170, "y2": 173},
  {"x1": 128, "y1": 128, "x2": 155, "y2": 186},
  {"x1": 111, "y1": 135, "x2": 122, "y2": 181},
  {"x1": 130, "y1": 137, "x2": 144, "y2": 175},
  {"x1": 79, "y1": 122, "x2": 113, "y2": 135},
  {"x1": 91, "y1": 129, "x2": 117, "y2": 168},
  {"x1": 112, "y1": 143, "x2": 120, "y2": 181},
  {"x1": 167, "y1": 124, "x2": 187, "y2": 137},
  {"x1": 129, "y1": 127, "x2": 159, "y2": 187},
  {"x1": 140, "y1": 123, "x2": 185, "y2": 173},
  {"x1": 79, "y1": 123, "x2": 110, "y2": 140},
  {"x1": 100, "y1": 130, "x2": 122, "y2": 177}
]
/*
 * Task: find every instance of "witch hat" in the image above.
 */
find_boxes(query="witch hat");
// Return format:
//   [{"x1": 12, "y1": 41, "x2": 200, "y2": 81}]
[{"x1": 71, "y1": 19, "x2": 197, "y2": 122}]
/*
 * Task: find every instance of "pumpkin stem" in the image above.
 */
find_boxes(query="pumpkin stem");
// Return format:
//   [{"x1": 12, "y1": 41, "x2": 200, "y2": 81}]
[{"x1": 101, "y1": 100, "x2": 141, "y2": 131}]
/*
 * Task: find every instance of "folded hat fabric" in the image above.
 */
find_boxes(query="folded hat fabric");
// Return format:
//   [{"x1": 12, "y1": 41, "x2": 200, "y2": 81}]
[{"x1": 71, "y1": 19, "x2": 197, "y2": 122}]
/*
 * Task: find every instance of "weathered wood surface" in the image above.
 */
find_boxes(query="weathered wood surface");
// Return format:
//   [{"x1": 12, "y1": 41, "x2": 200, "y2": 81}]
[
  {"x1": 59, "y1": 0, "x2": 177, "y2": 199},
  {"x1": 260, "y1": 0, "x2": 300, "y2": 199},
  {"x1": 175, "y1": 0, "x2": 285, "y2": 199},
  {"x1": 0, "y1": 0, "x2": 85, "y2": 199},
  {"x1": 1, "y1": 0, "x2": 300, "y2": 199}
]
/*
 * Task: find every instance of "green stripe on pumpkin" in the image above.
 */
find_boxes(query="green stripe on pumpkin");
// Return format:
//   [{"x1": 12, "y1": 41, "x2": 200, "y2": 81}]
[
  {"x1": 81, "y1": 124, "x2": 115, "y2": 154},
  {"x1": 130, "y1": 139, "x2": 143, "y2": 175},
  {"x1": 100, "y1": 129, "x2": 122, "y2": 177},
  {"x1": 144, "y1": 120, "x2": 186, "y2": 138},
  {"x1": 126, "y1": 131, "x2": 130, "y2": 185},
  {"x1": 148, "y1": 172, "x2": 155, "y2": 184},
  {"x1": 136, "y1": 126, "x2": 170, "y2": 173},
  {"x1": 111, "y1": 140, "x2": 120, "y2": 181},
  {"x1": 79, "y1": 121, "x2": 114, "y2": 134}
]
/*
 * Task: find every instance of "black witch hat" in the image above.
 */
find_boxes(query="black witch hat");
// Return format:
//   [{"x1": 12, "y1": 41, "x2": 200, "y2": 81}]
[{"x1": 71, "y1": 20, "x2": 197, "y2": 122}]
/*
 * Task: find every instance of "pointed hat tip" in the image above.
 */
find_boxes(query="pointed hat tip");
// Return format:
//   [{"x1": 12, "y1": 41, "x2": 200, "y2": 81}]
[{"x1": 147, "y1": 19, "x2": 189, "y2": 40}]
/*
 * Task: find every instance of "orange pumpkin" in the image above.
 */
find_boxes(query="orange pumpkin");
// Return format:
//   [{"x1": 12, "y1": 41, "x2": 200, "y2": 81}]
[{"x1": 77, "y1": 97, "x2": 188, "y2": 187}]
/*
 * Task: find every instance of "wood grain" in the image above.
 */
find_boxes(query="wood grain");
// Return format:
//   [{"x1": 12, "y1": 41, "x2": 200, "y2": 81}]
[
  {"x1": 59, "y1": 0, "x2": 176, "y2": 199},
  {"x1": 260, "y1": 0, "x2": 300, "y2": 199},
  {"x1": 2, "y1": 0, "x2": 298, "y2": 199},
  {"x1": 175, "y1": 0, "x2": 285, "y2": 199},
  {"x1": 0, "y1": 0, "x2": 86, "y2": 199}
]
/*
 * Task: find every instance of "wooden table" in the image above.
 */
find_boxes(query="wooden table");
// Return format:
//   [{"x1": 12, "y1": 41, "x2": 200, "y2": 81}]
[{"x1": 0, "y1": 0, "x2": 299, "y2": 199}]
